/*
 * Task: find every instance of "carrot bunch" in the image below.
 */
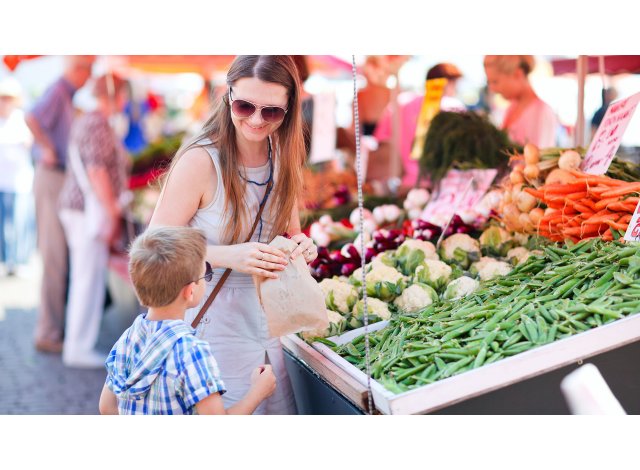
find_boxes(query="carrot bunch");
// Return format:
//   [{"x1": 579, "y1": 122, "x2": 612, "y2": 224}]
[{"x1": 524, "y1": 170, "x2": 639, "y2": 243}]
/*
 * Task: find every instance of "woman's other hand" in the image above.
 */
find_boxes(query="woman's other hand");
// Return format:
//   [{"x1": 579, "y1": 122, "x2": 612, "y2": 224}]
[{"x1": 289, "y1": 233, "x2": 318, "y2": 264}]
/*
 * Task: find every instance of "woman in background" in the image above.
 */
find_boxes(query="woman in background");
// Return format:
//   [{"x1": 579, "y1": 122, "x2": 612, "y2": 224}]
[{"x1": 484, "y1": 55, "x2": 558, "y2": 148}]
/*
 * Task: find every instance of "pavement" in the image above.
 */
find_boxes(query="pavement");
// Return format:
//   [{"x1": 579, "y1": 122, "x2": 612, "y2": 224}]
[{"x1": 0, "y1": 255, "x2": 139, "y2": 414}]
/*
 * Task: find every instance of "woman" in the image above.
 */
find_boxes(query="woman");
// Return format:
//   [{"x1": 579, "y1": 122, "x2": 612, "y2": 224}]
[
  {"x1": 484, "y1": 55, "x2": 558, "y2": 148},
  {"x1": 58, "y1": 74, "x2": 130, "y2": 368},
  {"x1": 150, "y1": 56, "x2": 318, "y2": 414}
]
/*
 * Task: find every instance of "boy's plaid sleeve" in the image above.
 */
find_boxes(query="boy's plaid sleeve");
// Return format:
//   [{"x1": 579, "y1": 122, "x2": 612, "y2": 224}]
[{"x1": 181, "y1": 341, "x2": 226, "y2": 410}]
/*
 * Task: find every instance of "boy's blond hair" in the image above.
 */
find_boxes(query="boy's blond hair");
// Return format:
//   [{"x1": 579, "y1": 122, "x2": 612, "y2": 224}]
[{"x1": 128, "y1": 226, "x2": 207, "y2": 307}]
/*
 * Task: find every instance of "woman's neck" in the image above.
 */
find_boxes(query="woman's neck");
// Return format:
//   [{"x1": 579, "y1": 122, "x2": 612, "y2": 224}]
[{"x1": 236, "y1": 135, "x2": 269, "y2": 167}]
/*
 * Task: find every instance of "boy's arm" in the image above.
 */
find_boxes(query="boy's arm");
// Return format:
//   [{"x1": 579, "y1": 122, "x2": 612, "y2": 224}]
[
  {"x1": 99, "y1": 385, "x2": 119, "y2": 415},
  {"x1": 195, "y1": 390, "x2": 263, "y2": 415}
]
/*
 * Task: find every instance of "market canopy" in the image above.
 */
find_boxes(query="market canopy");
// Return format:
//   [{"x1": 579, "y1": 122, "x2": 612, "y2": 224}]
[{"x1": 552, "y1": 55, "x2": 640, "y2": 75}]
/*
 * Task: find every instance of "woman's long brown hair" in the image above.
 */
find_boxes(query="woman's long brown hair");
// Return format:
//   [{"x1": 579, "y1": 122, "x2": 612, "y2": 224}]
[{"x1": 161, "y1": 55, "x2": 305, "y2": 244}]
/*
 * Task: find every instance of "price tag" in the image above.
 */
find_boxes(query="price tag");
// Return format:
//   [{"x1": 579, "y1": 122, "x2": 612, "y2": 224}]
[
  {"x1": 420, "y1": 168, "x2": 497, "y2": 223},
  {"x1": 582, "y1": 91, "x2": 640, "y2": 175},
  {"x1": 623, "y1": 200, "x2": 640, "y2": 242}
]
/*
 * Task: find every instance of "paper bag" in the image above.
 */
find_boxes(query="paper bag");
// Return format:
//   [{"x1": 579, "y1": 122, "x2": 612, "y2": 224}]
[{"x1": 254, "y1": 236, "x2": 329, "y2": 337}]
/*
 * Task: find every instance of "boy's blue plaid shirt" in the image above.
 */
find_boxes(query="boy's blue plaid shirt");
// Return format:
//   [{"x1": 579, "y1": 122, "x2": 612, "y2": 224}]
[{"x1": 105, "y1": 313, "x2": 226, "y2": 414}]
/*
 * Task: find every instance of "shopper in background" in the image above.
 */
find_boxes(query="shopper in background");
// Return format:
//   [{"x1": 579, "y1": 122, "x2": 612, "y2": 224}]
[
  {"x1": 370, "y1": 62, "x2": 466, "y2": 191},
  {"x1": 591, "y1": 87, "x2": 618, "y2": 139},
  {"x1": 357, "y1": 56, "x2": 392, "y2": 136},
  {"x1": 483, "y1": 55, "x2": 558, "y2": 148},
  {"x1": 0, "y1": 77, "x2": 35, "y2": 277},
  {"x1": 25, "y1": 55, "x2": 95, "y2": 354},
  {"x1": 150, "y1": 55, "x2": 317, "y2": 414},
  {"x1": 58, "y1": 74, "x2": 130, "y2": 368}
]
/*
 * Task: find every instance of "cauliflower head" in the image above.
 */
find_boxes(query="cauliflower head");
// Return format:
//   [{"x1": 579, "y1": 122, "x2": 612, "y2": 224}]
[
  {"x1": 415, "y1": 259, "x2": 452, "y2": 292},
  {"x1": 352, "y1": 297, "x2": 392, "y2": 322},
  {"x1": 443, "y1": 276, "x2": 480, "y2": 300},
  {"x1": 395, "y1": 239, "x2": 439, "y2": 276},
  {"x1": 479, "y1": 226, "x2": 514, "y2": 257},
  {"x1": 301, "y1": 309, "x2": 346, "y2": 340},
  {"x1": 507, "y1": 247, "x2": 531, "y2": 266},
  {"x1": 477, "y1": 260, "x2": 512, "y2": 281},
  {"x1": 439, "y1": 233, "x2": 481, "y2": 269},
  {"x1": 319, "y1": 278, "x2": 358, "y2": 314},
  {"x1": 393, "y1": 283, "x2": 438, "y2": 313}
]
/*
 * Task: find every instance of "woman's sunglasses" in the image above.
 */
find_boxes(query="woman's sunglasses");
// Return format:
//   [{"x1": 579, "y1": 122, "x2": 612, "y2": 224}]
[
  {"x1": 228, "y1": 89, "x2": 287, "y2": 123},
  {"x1": 191, "y1": 261, "x2": 213, "y2": 284}
]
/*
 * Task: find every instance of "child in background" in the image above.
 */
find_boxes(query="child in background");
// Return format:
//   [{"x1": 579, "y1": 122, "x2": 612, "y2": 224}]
[{"x1": 99, "y1": 226, "x2": 276, "y2": 415}]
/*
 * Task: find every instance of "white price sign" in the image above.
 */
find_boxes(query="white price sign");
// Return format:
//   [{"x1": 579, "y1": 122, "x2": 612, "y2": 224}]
[
  {"x1": 623, "y1": 200, "x2": 640, "y2": 242},
  {"x1": 420, "y1": 168, "x2": 497, "y2": 223},
  {"x1": 582, "y1": 91, "x2": 640, "y2": 175}
]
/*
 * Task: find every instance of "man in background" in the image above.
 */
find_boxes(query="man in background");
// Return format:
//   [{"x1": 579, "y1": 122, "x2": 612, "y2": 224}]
[
  {"x1": 369, "y1": 62, "x2": 465, "y2": 192},
  {"x1": 25, "y1": 55, "x2": 94, "y2": 354}
]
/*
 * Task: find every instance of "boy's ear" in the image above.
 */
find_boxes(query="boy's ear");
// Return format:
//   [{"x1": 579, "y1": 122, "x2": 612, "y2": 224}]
[{"x1": 181, "y1": 282, "x2": 195, "y2": 302}]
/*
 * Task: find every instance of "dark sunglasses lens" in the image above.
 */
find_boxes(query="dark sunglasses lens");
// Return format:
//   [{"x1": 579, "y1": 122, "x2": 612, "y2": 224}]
[
  {"x1": 232, "y1": 99, "x2": 256, "y2": 118},
  {"x1": 204, "y1": 262, "x2": 213, "y2": 282},
  {"x1": 261, "y1": 107, "x2": 285, "y2": 122}
]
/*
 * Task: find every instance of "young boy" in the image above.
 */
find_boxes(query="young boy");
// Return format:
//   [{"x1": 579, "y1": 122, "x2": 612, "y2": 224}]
[{"x1": 99, "y1": 226, "x2": 276, "y2": 415}]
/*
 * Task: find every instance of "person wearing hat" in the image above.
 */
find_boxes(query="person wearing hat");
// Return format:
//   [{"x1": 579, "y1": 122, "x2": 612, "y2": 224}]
[
  {"x1": 369, "y1": 62, "x2": 466, "y2": 192},
  {"x1": 0, "y1": 77, "x2": 34, "y2": 277}
]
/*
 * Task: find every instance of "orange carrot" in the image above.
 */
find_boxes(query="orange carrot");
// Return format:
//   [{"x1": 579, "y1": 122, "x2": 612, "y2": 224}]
[
  {"x1": 543, "y1": 182, "x2": 588, "y2": 195},
  {"x1": 583, "y1": 213, "x2": 619, "y2": 225},
  {"x1": 524, "y1": 187, "x2": 544, "y2": 200},
  {"x1": 619, "y1": 214, "x2": 632, "y2": 224},
  {"x1": 604, "y1": 220, "x2": 628, "y2": 230},
  {"x1": 595, "y1": 197, "x2": 620, "y2": 210},
  {"x1": 600, "y1": 183, "x2": 640, "y2": 198},
  {"x1": 574, "y1": 203, "x2": 593, "y2": 213},
  {"x1": 566, "y1": 191, "x2": 589, "y2": 201}
]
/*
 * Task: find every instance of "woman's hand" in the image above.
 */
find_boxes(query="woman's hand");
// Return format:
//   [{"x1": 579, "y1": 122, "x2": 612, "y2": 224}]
[
  {"x1": 220, "y1": 242, "x2": 288, "y2": 279},
  {"x1": 290, "y1": 233, "x2": 318, "y2": 264}
]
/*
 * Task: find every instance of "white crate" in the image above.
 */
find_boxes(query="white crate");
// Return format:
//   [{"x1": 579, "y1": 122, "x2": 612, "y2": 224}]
[{"x1": 312, "y1": 313, "x2": 640, "y2": 415}]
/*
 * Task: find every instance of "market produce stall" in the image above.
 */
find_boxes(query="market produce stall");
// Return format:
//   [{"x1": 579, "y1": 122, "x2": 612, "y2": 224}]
[{"x1": 284, "y1": 139, "x2": 640, "y2": 414}]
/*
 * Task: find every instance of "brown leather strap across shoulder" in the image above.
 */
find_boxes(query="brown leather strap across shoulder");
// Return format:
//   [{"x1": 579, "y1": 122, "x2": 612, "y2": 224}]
[{"x1": 190, "y1": 179, "x2": 273, "y2": 329}]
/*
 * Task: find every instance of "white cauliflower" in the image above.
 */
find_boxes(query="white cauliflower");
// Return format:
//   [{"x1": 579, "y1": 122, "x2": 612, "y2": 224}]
[
  {"x1": 414, "y1": 259, "x2": 452, "y2": 291},
  {"x1": 352, "y1": 298, "x2": 392, "y2": 322},
  {"x1": 361, "y1": 263, "x2": 405, "y2": 285},
  {"x1": 479, "y1": 226, "x2": 514, "y2": 257},
  {"x1": 319, "y1": 278, "x2": 358, "y2": 314},
  {"x1": 439, "y1": 233, "x2": 481, "y2": 269},
  {"x1": 443, "y1": 276, "x2": 480, "y2": 300},
  {"x1": 507, "y1": 247, "x2": 531, "y2": 265},
  {"x1": 301, "y1": 309, "x2": 346, "y2": 340},
  {"x1": 476, "y1": 260, "x2": 513, "y2": 281},
  {"x1": 397, "y1": 239, "x2": 438, "y2": 260},
  {"x1": 393, "y1": 283, "x2": 438, "y2": 313},
  {"x1": 395, "y1": 238, "x2": 439, "y2": 276}
]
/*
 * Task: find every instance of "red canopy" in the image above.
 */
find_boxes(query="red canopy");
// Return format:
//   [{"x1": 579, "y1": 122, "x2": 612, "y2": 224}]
[
  {"x1": 2, "y1": 55, "x2": 43, "y2": 71},
  {"x1": 552, "y1": 55, "x2": 640, "y2": 75}
]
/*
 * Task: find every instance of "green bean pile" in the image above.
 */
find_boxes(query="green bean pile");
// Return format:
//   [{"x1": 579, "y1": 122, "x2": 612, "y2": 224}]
[{"x1": 332, "y1": 239, "x2": 640, "y2": 394}]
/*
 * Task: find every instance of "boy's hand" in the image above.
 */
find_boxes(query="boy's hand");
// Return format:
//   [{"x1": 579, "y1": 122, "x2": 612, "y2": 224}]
[{"x1": 250, "y1": 365, "x2": 276, "y2": 399}]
